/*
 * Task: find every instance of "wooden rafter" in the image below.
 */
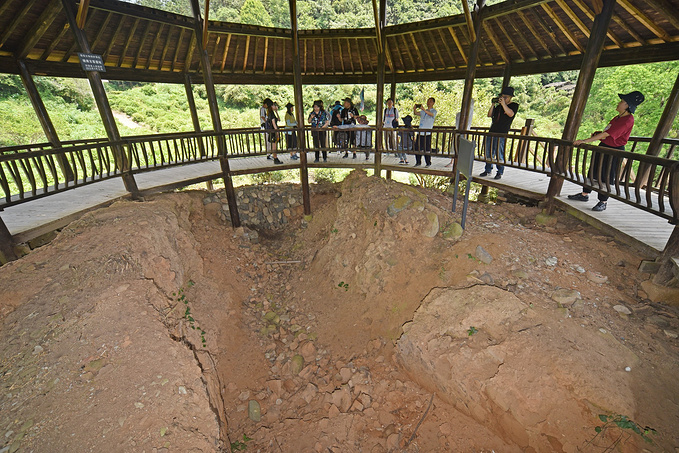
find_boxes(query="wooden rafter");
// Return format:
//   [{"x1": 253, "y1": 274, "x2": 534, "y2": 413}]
[
  {"x1": 612, "y1": 13, "x2": 646, "y2": 45},
  {"x1": 415, "y1": 32, "x2": 438, "y2": 70},
  {"x1": 210, "y1": 35, "x2": 221, "y2": 69},
  {"x1": 133, "y1": 20, "x2": 153, "y2": 68},
  {"x1": 272, "y1": 36, "x2": 278, "y2": 74},
  {"x1": 242, "y1": 35, "x2": 250, "y2": 72},
  {"x1": 303, "y1": 38, "x2": 307, "y2": 73},
  {"x1": 568, "y1": 0, "x2": 625, "y2": 47},
  {"x1": 642, "y1": 0, "x2": 679, "y2": 31},
  {"x1": 540, "y1": 4, "x2": 584, "y2": 53},
  {"x1": 448, "y1": 26, "x2": 468, "y2": 64},
  {"x1": 202, "y1": 0, "x2": 209, "y2": 48},
  {"x1": 408, "y1": 33, "x2": 427, "y2": 69},
  {"x1": 337, "y1": 38, "x2": 346, "y2": 73},
  {"x1": 118, "y1": 17, "x2": 140, "y2": 67},
  {"x1": 427, "y1": 30, "x2": 447, "y2": 69},
  {"x1": 262, "y1": 37, "x2": 269, "y2": 73},
  {"x1": 230, "y1": 36, "x2": 240, "y2": 72},
  {"x1": 146, "y1": 23, "x2": 164, "y2": 69},
  {"x1": 529, "y1": 8, "x2": 568, "y2": 55},
  {"x1": 459, "y1": 25, "x2": 486, "y2": 65},
  {"x1": 158, "y1": 26, "x2": 175, "y2": 70},
  {"x1": 0, "y1": 0, "x2": 40, "y2": 49},
  {"x1": 185, "y1": 31, "x2": 196, "y2": 72},
  {"x1": 516, "y1": 10, "x2": 554, "y2": 57},
  {"x1": 41, "y1": 20, "x2": 70, "y2": 60},
  {"x1": 103, "y1": 16, "x2": 125, "y2": 62},
  {"x1": 436, "y1": 28, "x2": 458, "y2": 68},
  {"x1": 483, "y1": 21, "x2": 511, "y2": 63},
  {"x1": 354, "y1": 38, "x2": 363, "y2": 73},
  {"x1": 496, "y1": 17, "x2": 527, "y2": 61},
  {"x1": 76, "y1": 0, "x2": 91, "y2": 29},
  {"x1": 61, "y1": 41, "x2": 78, "y2": 63},
  {"x1": 346, "y1": 39, "x2": 355, "y2": 74},
  {"x1": 251, "y1": 35, "x2": 259, "y2": 73},
  {"x1": 506, "y1": 16, "x2": 540, "y2": 59},
  {"x1": 362, "y1": 38, "x2": 375, "y2": 72},
  {"x1": 16, "y1": 0, "x2": 62, "y2": 59},
  {"x1": 91, "y1": 12, "x2": 114, "y2": 52},
  {"x1": 311, "y1": 38, "x2": 317, "y2": 74},
  {"x1": 282, "y1": 36, "x2": 286, "y2": 73},
  {"x1": 171, "y1": 28, "x2": 186, "y2": 72},
  {"x1": 616, "y1": 0, "x2": 672, "y2": 41},
  {"x1": 400, "y1": 34, "x2": 417, "y2": 71},
  {"x1": 220, "y1": 33, "x2": 232, "y2": 72},
  {"x1": 462, "y1": 0, "x2": 476, "y2": 42}
]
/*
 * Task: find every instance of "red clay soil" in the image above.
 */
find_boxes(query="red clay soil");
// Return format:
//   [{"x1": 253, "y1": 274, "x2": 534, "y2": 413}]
[{"x1": 1, "y1": 170, "x2": 678, "y2": 452}]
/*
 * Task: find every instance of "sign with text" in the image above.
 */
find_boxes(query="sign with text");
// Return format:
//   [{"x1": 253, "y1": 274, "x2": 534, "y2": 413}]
[{"x1": 77, "y1": 53, "x2": 106, "y2": 72}]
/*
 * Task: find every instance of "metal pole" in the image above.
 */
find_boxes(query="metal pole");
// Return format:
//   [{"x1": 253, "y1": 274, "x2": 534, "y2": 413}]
[{"x1": 458, "y1": 0, "x2": 486, "y2": 140}]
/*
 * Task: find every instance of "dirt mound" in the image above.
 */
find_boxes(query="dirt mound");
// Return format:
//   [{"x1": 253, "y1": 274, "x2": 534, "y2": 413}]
[{"x1": 2, "y1": 170, "x2": 679, "y2": 452}]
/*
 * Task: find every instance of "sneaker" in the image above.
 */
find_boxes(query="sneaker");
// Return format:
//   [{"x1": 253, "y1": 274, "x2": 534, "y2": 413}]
[
  {"x1": 592, "y1": 201, "x2": 607, "y2": 212},
  {"x1": 274, "y1": 158, "x2": 283, "y2": 165},
  {"x1": 425, "y1": 164, "x2": 431, "y2": 168},
  {"x1": 567, "y1": 193, "x2": 589, "y2": 202},
  {"x1": 267, "y1": 154, "x2": 272, "y2": 160},
  {"x1": 399, "y1": 160, "x2": 404, "y2": 164},
  {"x1": 494, "y1": 173, "x2": 502, "y2": 180},
  {"x1": 314, "y1": 158, "x2": 320, "y2": 163},
  {"x1": 352, "y1": 153, "x2": 357, "y2": 159},
  {"x1": 480, "y1": 171, "x2": 490, "y2": 177},
  {"x1": 291, "y1": 154, "x2": 299, "y2": 160},
  {"x1": 414, "y1": 163, "x2": 421, "y2": 167},
  {"x1": 404, "y1": 160, "x2": 409, "y2": 164},
  {"x1": 343, "y1": 153, "x2": 349, "y2": 159}
]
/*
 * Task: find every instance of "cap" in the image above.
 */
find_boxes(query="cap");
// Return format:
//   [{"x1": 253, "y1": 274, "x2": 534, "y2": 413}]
[
  {"x1": 343, "y1": 97, "x2": 353, "y2": 103},
  {"x1": 500, "y1": 86, "x2": 515, "y2": 97},
  {"x1": 285, "y1": 102, "x2": 294, "y2": 108},
  {"x1": 618, "y1": 91, "x2": 645, "y2": 113}
]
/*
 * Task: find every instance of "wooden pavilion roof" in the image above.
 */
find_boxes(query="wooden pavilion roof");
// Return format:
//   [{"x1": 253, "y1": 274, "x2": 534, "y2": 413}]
[{"x1": 0, "y1": 0, "x2": 677, "y2": 85}]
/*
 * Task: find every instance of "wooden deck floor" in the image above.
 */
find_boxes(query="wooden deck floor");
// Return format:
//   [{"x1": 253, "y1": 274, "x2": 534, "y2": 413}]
[{"x1": 1, "y1": 152, "x2": 673, "y2": 253}]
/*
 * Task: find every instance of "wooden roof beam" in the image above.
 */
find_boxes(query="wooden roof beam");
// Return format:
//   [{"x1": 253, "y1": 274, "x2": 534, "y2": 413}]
[
  {"x1": 482, "y1": 21, "x2": 511, "y2": 64},
  {"x1": 242, "y1": 35, "x2": 250, "y2": 72},
  {"x1": 91, "y1": 12, "x2": 114, "y2": 52},
  {"x1": 133, "y1": 20, "x2": 153, "y2": 68},
  {"x1": 354, "y1": 38, "x2": 363, "y2": 73},
  {"x1": 76, "y1": 0, "x2": 91, "y2": 29},
  {"x1": 484, "y1": 0, "x2": 551, "y2": 19},
  {"x1": 447, "y1": 26, "x2": 468, "y2": 64},
  {"x1": 90, "y1": 0, "x2": 194, "y2": 30},
  {"x1": 616, "y1": 0, "x2": 672, "y2": 42},
  {"x1": 202, "y1": 0, "x2": 210, "y2": 48},
  {"x1": 251, "y1": 35, "x2": 259, "y2": 73},
  {"x1": 516, "y1": 10, "x2": 553, "y2": 57},
  {"x1": 102, "y1": 16, "x2": 125, "y2": 62},
  {"x1": 220, "y1": 34, "x2": 232, "y2": 72},
  {"x1": 408, "y1": 33, "x2": 428, "y2": 70},
  {"x1": 400, "y1": 34, "x2": 417, "y2": 71},
  {"x1": 496, "y1": 17, "x2": 528, "y2": 61},
  {"x1": 507, "y1": 16, "x2": 540, "y2": 59},
  {"x1": 41, "y1": 20, "x2": 70, "y2": 60},
  {"x1": 118, "y1": 17, "x2": 140, "y2": 67},
  {"x1": 529, "y1": 8, "x2": 568, "y2": 55},
  {"x1": 462, "y1": 0, "x2": 476, "y2": 42},
  {"x1": 185, "y1": 31, "x2": 197, "y2": 72},
  {"x1": 16, "y1": 0, "x2": 62, "y2": 59},
  {"x1": 568, "y1": 0, "x2": 625, "y2": 47},
  {"x1": 171, "y1": 28, "x2": 186, "y2": 72},
  {"x1": 346, "y1": 39, "x2": 355, "y2": 74},
  {"x1": 540, "y1": 3, "x2": 585, "y2": 53},
  {"x1": 157, "y1": 26, "x2": 174, "y2": 70},
  {"x1": 435, "y1": 28, "x2": 459, "y2": 68},
  {"x1": 145, "y1": 23, "x2": 165, "y2": 69},
  {"x1": 427, "y1": 30, "x2": 448, "y2": 69},
  {"x1": 0, "y1": 0, "x2": 40, "y2": 49},
  {"x1": 643, "y1": 0, "x2": 679, "y2": 32},
  {"x1": 262, "y1": 37, "x2": 269, "y2": 73},
  {"x1": 210, "y1": 35, "x2": 221, "y2": 69},
  {"x1": 612, "y1": 13, "x2": 646, "y2": 45},
  {"x1": 337, "y1": 38, "x2": 346, "y2": 73},
  {"x1": 229, "y1": 36, "x2": 240, "y2": 72}
]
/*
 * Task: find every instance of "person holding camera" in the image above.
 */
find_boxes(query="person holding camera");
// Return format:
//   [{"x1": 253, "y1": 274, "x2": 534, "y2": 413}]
[
  {"x1": 480, "y1": 87, "x2": 518, "y2": 179},
  {"x1": 413, "y1": 97, "x2": 437, "y2": 167}
]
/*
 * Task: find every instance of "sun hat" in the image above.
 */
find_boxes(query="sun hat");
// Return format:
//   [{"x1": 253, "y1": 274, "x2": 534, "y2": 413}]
[
  {"x1": 500, "y1": 86, "x2": 515, "y2": 97},
  {"x1": 618, "y1": 91, "x2": 645, "y2": 113},
  {"x1": 285, "y1": 102, "x2": 294, "y2": 108}
]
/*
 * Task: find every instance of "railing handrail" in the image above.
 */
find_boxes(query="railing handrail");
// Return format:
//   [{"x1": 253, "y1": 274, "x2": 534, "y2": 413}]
[{"x1": 1, "y1": 126, "x2": 677, "y2": 226}]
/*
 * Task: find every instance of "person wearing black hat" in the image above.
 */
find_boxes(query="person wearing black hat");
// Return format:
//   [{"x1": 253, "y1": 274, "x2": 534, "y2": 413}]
[
  {"x1": 284, "y1": 102, "x2": 299, "y2": 160},
  {"x1": 480, "y1": 86, "x2": 518, "y2": 179},
  {"x1": 567, "y1": 91, "x2": 645, "y2": 212},
  {"x1": 340, "y1": 97, "x2": 359, "y2": 158}
]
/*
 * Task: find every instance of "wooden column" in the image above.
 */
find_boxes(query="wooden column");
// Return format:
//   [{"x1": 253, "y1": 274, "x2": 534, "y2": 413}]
[
  {"x1": 0, "y1": 216, "x2": 17, "y2": 263},
  {"x1": 18, "y1": 60, "x2": 74, "y2": 182},
  {"x1": 190, "y1": 0, "x2": 240, "y2": 227},
  {"x1": 372, "y1": 0, "x2": 387, "y2": 177},
  {"x1": 545, "y1": 0, "x2": 616, "y2": 209},
  {"x1": 502, "y1": 64, "x2": 512, "y2": 90},
  {"x1": 184, "y1": 74, "x2": 212, "y2": 190},
  {"x1": 289, "y1": 0, "x2": 311, "y2": 216},
  {"x1": 390, "y1": 78, "x2": 396, "y2": 102},
  {"x1": 458, "y1": 0, "x2": 486, "y2": 140},
  {"x1": 60, "y1": 0, "x2": 139, "y2": 197},
  {"x1": 654, "y1": 225, "x2": 679, "y2": 286}
]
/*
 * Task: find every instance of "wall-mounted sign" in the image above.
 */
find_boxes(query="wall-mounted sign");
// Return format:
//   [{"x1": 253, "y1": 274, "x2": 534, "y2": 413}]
[{"x1": 77, "y1": 53, "x2": 106, "y2": 72}]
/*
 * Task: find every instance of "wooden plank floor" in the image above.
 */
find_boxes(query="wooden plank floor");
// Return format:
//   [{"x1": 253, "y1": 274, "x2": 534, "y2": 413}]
[{"x1": 1, "y1": 152, "x2": 673, "y2": 253}]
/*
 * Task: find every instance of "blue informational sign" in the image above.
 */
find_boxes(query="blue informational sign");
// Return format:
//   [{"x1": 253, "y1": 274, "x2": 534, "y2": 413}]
[{"x1": 77, "y1": 53, "x2": 106, "y2": 72}]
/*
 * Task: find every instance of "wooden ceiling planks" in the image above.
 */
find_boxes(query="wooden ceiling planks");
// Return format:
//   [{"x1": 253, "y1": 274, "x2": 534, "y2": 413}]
[{"x1": 0, "y1": 0, "x2": 676, "y2": 84}]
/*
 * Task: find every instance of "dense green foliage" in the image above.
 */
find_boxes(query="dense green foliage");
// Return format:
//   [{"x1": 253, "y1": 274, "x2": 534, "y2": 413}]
[{"x1": 1, "y1": 61, "x2": 677, "y2": 148}]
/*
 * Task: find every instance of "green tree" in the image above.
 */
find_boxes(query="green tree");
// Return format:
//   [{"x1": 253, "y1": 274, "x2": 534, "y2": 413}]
[{"x1": 239, "y1": 0, "x2": 273, "y2": 26}]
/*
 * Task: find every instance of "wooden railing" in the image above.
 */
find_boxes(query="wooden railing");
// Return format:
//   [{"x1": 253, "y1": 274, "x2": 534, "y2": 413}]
[{"x1": 0, "y1": 126, "x2": 677, "y2": 225}]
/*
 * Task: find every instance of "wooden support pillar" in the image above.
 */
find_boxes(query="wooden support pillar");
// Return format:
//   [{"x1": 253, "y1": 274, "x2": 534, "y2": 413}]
[
  {"x1": 190, "y1": 0, "x2": 240, "y2": 227},
  {"x1": 18, "y1": 60, "x2": 74, "y2": 182},
  {"x1": 0, "y1": 216, "x2": 17, "y2": 264},
  {"x1": 289, "y1": 0, "x2": 311, "y2": 216},
  {"x1": 372, "y1": 0, "x2": 387, "y2": 178},
  {"x1": 458, "y1": 0, "x2": 486, "y2": 140},
  {"x1": 390, "y1": 78, "x2": 396, "y2": 102},
  {"x1": 545, "y1": 0, "x2": 616, "y2": 211},
  {"x1": 60, "y1": 0, "x2": 139, "y2": 197},
  {"x1": 654, "y1": 225, "x2": 679, "y2": 286},
  {"x1": 502, "y1": 64, "x2": 512, "y2": 90},
  {"x1": 183, "y1": 74, "x2": 212, "y2": 190}
]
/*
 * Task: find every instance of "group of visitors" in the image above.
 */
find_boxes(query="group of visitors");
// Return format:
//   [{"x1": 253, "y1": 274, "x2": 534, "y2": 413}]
[{"x1": 260, "y1": 86, "x2": 645, "y2": 213}]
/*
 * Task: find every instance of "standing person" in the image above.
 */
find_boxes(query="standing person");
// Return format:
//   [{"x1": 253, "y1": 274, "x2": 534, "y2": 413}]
[
  {"x1": 480, "y1": 87, "x2": 518, "y2": 179},
  {"x1": 341, "y1": 97, "x2": 359, "y2": 159},
  {"x1": 413, "y1": 97, "x2": 437, "y2": 167},
  {"x1": 383, "y1": 98, "x2": 399, "y2": 154},
  {"x1": 266, "y1": 102, "x2": 283, "y2": 165},
  {"x1": 261, "y1": 98, "x2": 273, "y2": 159},
  {"x1": 397, "y1": 114, "x2": 413, "y2": 164},
  {"x1": 308, "y1": 100, "x2": 330, "y2": 163},
  {"x1": 284, "y1": 102, "x2": 299, "y2": 160},
  {"x1": 567, "y1": 91, "x2": 645, "y2": 212}
]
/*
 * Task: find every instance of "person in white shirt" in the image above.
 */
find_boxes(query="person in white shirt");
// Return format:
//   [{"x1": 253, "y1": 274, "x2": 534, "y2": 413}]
[
  {"x1": 383, "y1": 98, "x2": 399, "y2": 153},
  {"x1": 413, "y1": 97, "x2": 437, "y2": 167}
]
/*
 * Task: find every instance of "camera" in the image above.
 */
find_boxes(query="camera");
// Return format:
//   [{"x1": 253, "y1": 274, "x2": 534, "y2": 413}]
[
  {"x1": 491, "y1": 97, "x2": 499, "y2": 104},
  {"x1": 415, "y1": 103, "x2": 422, "y2": 109}
]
